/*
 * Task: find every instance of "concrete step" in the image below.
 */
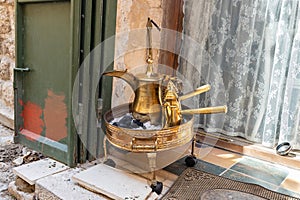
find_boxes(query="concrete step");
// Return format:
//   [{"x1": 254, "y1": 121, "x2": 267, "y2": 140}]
[
  {"x1": 13, "y1": 158, "x2": 69, "y2": 185},
  {"x1": 73, "y1": 163, "x2": 157, "y2": 200},
  {"x1": 9, "y1": 157, "x2": 177, "y2": 200},
  {"x1": 36, "y1": 168, "x2": 107, "y2": 200}
]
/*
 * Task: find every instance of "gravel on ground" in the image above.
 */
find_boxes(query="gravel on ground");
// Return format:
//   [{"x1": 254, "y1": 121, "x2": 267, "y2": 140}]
[{"x1": 0, "y1": 124, "x2": 44, "y2": 200}]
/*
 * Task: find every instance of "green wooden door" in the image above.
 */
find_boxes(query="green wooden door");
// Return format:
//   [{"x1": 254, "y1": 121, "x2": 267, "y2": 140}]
[{"x1": 14, "y1": 0, "x2": 116, "y2": 166}]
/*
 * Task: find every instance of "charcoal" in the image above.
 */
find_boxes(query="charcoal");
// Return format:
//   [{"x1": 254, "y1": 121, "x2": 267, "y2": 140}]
[
  {"x1": 132, "y1": 119, "x2": 146, "y2": 129},
  {"x1": 110, "y1": 113, "x2": 162, "y2": 130},
  {"x1": 118, "y1": 115, "x2": 133, "y2": 128},
  {"x1": 130, "y1": 121, "x2": 140, "y2": 129}
]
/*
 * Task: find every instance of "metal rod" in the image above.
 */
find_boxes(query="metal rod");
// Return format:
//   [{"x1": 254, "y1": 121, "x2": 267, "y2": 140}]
[
  {"x1": 146, "y1": 18, "x2": 153, "y2": 75},
  {"x1": 150, "y1": 19, "x2": 161, "y2": 31},
  {"x1": 179, "y1": 84, "x2": 211, "y2": 101},
  {"x1": 191, "y1": 136, "x2": 196, "y2": 156},
  {"x1": 103, "y1": 136, "x2": 108, "y2": 162},
  {"x1": 147, "y1": 152, "x2": 157, "y2": 185},
  {"x1": 181, "y1": 106, "x2": 227, "y2": 115}
]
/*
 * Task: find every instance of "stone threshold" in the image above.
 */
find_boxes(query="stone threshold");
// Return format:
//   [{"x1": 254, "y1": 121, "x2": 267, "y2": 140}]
[
  {"x1": 195, "y1": 131, "x2": 300, "y2": 171},
  {"x1": 0, "y1": 110, "x2": 13, "y2": 130},
  {"x1": 8, "y1": 156, "x2": 177, "y2": 200}
]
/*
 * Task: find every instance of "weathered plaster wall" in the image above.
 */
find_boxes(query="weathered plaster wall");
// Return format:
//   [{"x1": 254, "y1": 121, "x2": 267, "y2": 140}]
[
  {"x1": 112, "y1": 0, "x2": 163, "y2": 108},
  {"x1": 0, "y1": 0, "x2": 15, "y2": 127}
]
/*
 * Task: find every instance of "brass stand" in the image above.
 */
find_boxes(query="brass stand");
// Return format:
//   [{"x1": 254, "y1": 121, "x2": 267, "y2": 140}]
[
  {"x1": 100, "y1": 17, "x2": 227, "y2": 196},
  {"x1": 102, "y1": 136, "x2": 163, "y2": 194},
  {"x1": 185, "y1": 135, "x2": 197, "y2": 167},
  {"x1": 147, "y1": 153, "x2": 163, "y2": 194}
]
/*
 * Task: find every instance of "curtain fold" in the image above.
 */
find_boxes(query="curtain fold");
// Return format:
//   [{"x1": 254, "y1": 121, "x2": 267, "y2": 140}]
[{"x1": 179, "y1": 0, "x2": 300, "y2": 149}]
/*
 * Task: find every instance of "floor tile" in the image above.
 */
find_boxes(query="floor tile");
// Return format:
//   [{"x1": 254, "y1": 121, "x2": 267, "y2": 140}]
[
  {"x1": 73, "y1": 163, "x2": 154, "y2": 200},
  {"x1": 195, "y1": 159, "x2": 227, "y2": 175},
  {"x1": 163, "y1": 157, "x2": 188, "y2": 176},
  {"x1": 276, "y1": 187, "x2": 300, "y2": 199},
  {"x1": 280, "y1": 169, "x2": 300, "y2": 194},
  {"x1": 230, "y1": 157, "x2": 288, "y2": 186},
  {"x1": 36, "y1": 168, "x2": 107, "y2": 200},
  {"x1": 221, "y1": 169, "x2": 278, "y2": 192},
  {"x1": 164, "y1": 156, "x2": 226, "y2": 176},
  {"x1": 197, "y1": 146, "x2": 242, "y2": 168},
  {"x1": 13, "y1": 158, "x2": 69, "y2": 185}
]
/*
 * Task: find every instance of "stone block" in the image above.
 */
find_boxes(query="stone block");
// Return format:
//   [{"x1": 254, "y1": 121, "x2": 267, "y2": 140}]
[
  {"x1": 6, "y1": 0, "x2": 15, "y2": 4},
  {"x1": 129, "y1": 0, "x2": 150, "y2": 29},
  {"x1": 72, "y1": 164, "x2": 153, "y2": 200},
  {"x1": 0, "y1": 36, "x2": 15, "y2": 59},
  {"x1": 36, "y1": 168, "x2": 106, "y2": 200},
  {"x1": 146, "y1": 0, "x2": 161, "y2": 8},
  {"x1": 12, "y1": 158, "x2": 69, "y2": 185},
  {"x1": 0, "y1": 58, "x2": 11, "y2": 81},
  {"x1": 0, "y1": 104, "x2": 14, "y2": 129},
  {"x1": 0, "y1": 5, "x2": 11, "y2": 34},
  {"x1": 8, "y1": 181, "x2": 35, "y2": 200},
  {"x1": 15, "y1": 177, "x2": 35, "y2": 193},
  {"x1": 1, "y1": 81, "x2": 13, "y2": 108}
]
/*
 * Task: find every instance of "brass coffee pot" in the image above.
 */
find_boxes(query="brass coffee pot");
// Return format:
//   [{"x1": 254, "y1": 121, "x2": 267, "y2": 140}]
[
  {"x1": 104, "y1": 18, "x2": 163, "y2": 124},
  {"x1": 162, "y1": 80, "x2": 227, "y2": 128},
  {"x1": 104, "y1": 18, "x2": 227, "y2": 126},
  {"x1": 103, "y1": 69, "x2": 163, "y2": 124}
]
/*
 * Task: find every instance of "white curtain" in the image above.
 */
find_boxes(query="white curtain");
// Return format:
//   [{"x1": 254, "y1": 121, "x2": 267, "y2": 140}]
[{"x1": 179, "y1": 0, "x2": 300, "y2": 149}]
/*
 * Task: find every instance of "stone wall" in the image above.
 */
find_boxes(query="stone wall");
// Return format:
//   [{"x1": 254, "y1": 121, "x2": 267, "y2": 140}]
[
  {"x1": 0, "y1": 0, "x2": 14, "y2": 128},
  {"x1": 112, "y1": 0, "x2": 163, "y2": 108}
]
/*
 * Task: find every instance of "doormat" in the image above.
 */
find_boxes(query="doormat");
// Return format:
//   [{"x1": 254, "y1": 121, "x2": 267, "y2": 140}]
[{"x1": 161, "y1": 168, "x2": 300, "y2": 200}]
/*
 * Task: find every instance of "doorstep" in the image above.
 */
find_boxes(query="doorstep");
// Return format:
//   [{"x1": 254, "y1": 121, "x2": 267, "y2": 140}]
[
  {"x1": 196, "y1": 131, "x2": 300, "y2": 170},
  {"x1": 0, "y1": 106, "x2": 14, "y2": 130},
  {"x1": 10, "y1": 158, "x2": 106, "y2": 200},
  {"x1": 72, "y1": 163, "x2": 173, "y2": 200},
  {"x1": 13, "y1": 158, "x2": 69, "y2": 185},
  {"x1": 9, "y1": 156, "x2": 178, "y2": 200}
]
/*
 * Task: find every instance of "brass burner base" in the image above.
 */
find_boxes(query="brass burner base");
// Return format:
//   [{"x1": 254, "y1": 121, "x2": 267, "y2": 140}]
[{"x1": 104, "y1": 103, "x2": 194, "y2": 153}]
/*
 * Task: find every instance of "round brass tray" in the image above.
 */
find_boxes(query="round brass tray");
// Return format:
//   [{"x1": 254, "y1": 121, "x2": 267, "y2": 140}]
[{"x1": 104, "y1": 103, "x2": 194, "y2": 153}]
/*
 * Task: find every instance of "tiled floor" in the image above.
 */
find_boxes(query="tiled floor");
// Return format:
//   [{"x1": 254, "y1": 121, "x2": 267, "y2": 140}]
[
  {"x1": 9, "y1": 140, "x2": 300, "y2": 199},
  {"x1": 164, "y1": 143, "x2": 300, "y2": 199}
]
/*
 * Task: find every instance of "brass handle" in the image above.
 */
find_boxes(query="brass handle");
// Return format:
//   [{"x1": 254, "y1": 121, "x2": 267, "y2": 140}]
[
  {"x1": 180, "y1": 106, "x2": 227, "y2": 115},
  {"x1": 179, "y1": 84, "x2": 211, "y2": 101},
  {"x1": 131, "y1": 137, "x2": 158, "y2": 151}
]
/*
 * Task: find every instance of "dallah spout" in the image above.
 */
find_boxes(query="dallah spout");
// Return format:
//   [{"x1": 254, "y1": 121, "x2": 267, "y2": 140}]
[{"x1": 103, "y1": 70, "x2": 139, "y2": 91}]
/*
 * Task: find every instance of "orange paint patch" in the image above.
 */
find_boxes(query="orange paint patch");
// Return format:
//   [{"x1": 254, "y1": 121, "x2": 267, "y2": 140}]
[
  {"x1": 20, "y1": 101, "x2": 44, "y2": 139},
  {"x1": 44, "y1": 90, "x2": 68, "y2": 141}
]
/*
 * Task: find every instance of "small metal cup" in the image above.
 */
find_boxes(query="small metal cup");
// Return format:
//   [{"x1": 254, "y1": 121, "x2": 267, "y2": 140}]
[{"x1": 276, "y1": 142, "x2": 292, "y2": 156}]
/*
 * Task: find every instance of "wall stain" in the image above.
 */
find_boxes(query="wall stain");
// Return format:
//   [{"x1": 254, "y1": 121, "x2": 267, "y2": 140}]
[{"x1": 44, "y1": 90, "x2": 67, "y2": 141}]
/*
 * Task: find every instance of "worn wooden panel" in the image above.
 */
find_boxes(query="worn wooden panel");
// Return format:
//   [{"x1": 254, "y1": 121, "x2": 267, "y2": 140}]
[{"x1": 159, "y1": 0, "x2": 184, "y2": 75}]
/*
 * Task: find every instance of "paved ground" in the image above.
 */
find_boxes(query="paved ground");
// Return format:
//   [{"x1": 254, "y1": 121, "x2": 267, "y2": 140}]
[
  {"x1": 0, "y1": 124, "x2": 13, "y2": 146},
  {"x1": 0, "y1": 124, "x2": 44, "y2": 199},
  {"x1": 0, "y1": 124, "x2": 17, "y2": 199}
]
